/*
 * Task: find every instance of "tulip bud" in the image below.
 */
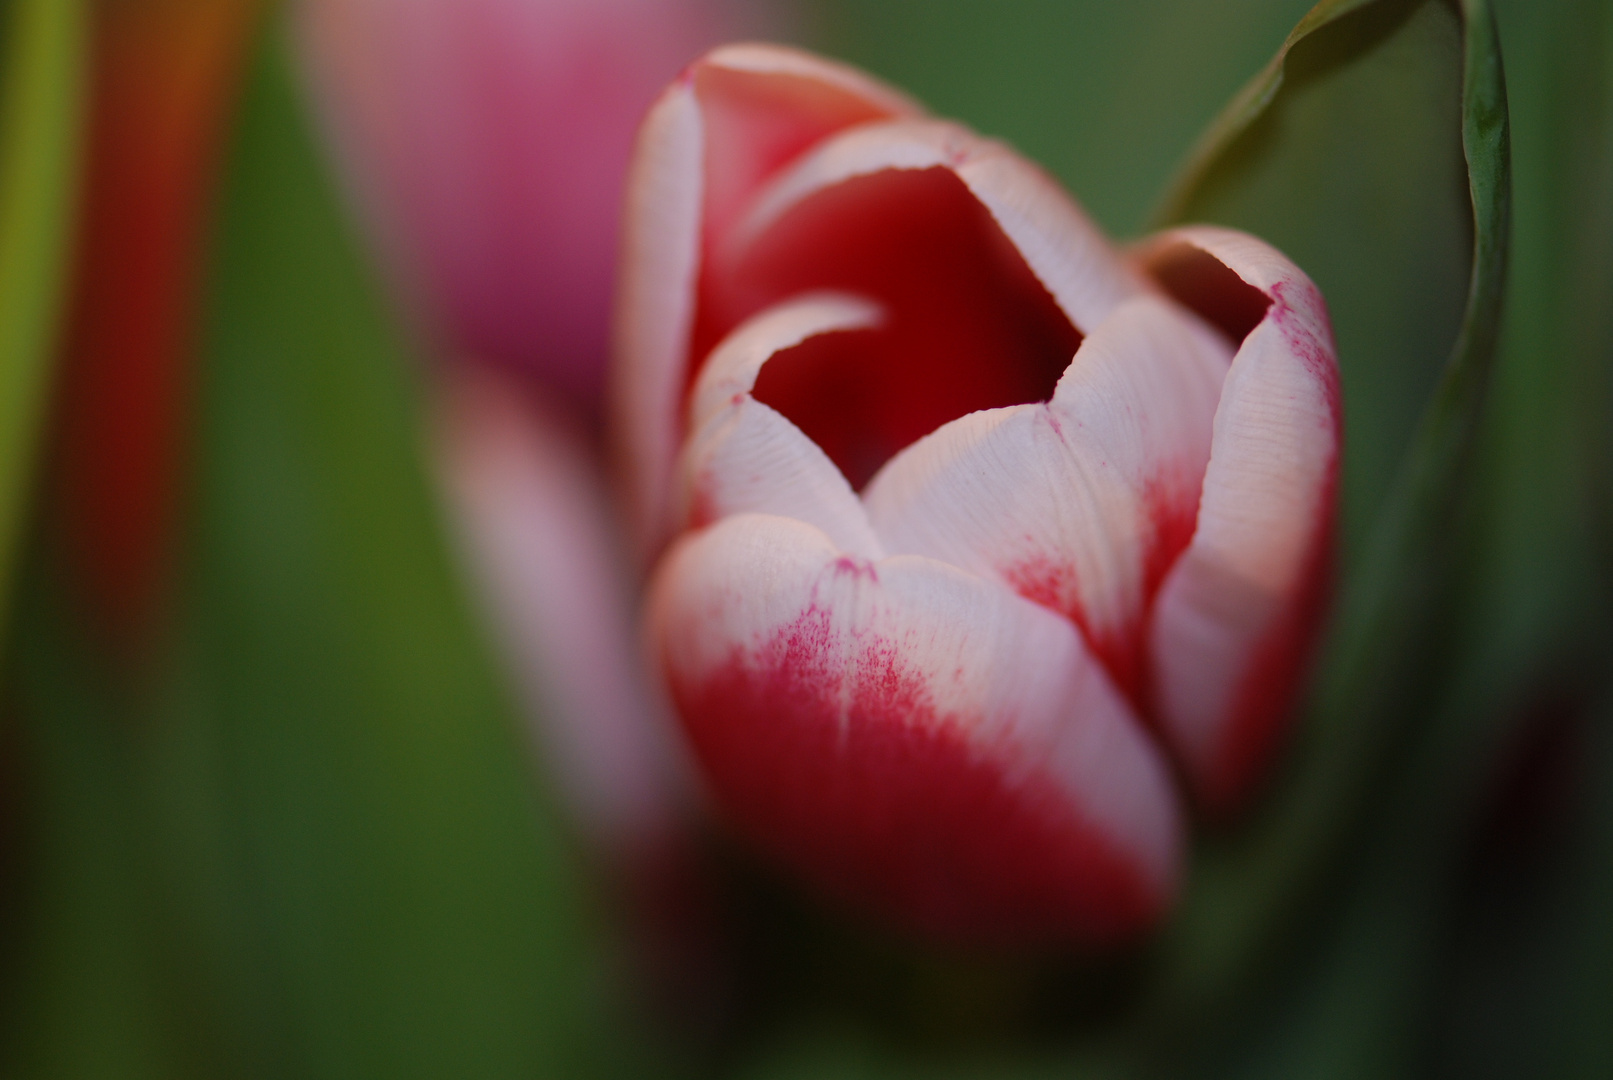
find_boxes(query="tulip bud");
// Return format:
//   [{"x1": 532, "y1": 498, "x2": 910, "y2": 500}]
[{"x1": 615, "y1": 45, "x2": 1341, "y2": 945}]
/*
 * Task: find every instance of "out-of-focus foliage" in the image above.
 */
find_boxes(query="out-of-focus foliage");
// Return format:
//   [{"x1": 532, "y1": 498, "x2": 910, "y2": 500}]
[{"x1": 3, "y1": 19, "x2": 661, "y2": 1080}]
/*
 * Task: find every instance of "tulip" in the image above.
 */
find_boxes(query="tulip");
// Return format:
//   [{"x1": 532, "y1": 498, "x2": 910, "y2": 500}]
[{"x1": 615, "y1": 45, "x2": 1341, "y2": 944}]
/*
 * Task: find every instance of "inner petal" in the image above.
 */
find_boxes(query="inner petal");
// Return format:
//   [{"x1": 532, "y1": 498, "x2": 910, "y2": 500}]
[{"x1": 695, "y1": 166, "x2": 1081, "y2": 490}]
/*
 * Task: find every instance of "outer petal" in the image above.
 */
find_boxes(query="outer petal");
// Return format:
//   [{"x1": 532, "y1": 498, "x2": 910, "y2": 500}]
[
  {"x1": 679, "y1": 292, "x2": 886, "y2": 557},
  {"x1": 864, "y1": 297, "x2": 1231, "y2": 699},
  {"x1": 1134, "y1": 227, "x2": 1342, "y2": 816},
  {"x1": 436, "y1": 366, "x2": 686, "y2": 849},
  {"x1": 648, "y1": 513, "x2": 1182, "y2": 944},
  {"x1": 613, "y1": 44, "x2": 917, "y2": 560}
]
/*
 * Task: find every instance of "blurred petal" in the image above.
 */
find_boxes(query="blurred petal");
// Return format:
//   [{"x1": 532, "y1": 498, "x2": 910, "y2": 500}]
[
  {"x1": 648, "y1": 512, "x2": 1182, "y2": 944},
  {"x1": 435, "y1": 366, "x2": 685, "y2": 848},
  {"x1": 1135, "y1": 227, "x2": 1341, "y2": 815},
  {"x1": 298, "y1": 0, "x2": 752, "y2": 404},
  {"x1": 864, "y1": 296, "x2": 1231, "y2": 700}
]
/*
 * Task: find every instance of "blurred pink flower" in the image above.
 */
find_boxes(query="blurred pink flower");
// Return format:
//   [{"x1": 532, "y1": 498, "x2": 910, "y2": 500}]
[
  {"x1": 615, "y1": 45, "x2": 1341, "y2": 944},
  {"x1": 296, "y1": 0, "x2": 777, "y2": 857},
  {"x1": 298, "y1": 0, "x2": 763, "y2": 408}
]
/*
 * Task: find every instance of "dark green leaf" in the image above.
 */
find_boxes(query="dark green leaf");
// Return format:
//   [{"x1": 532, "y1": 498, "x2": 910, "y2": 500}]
[{"x1": 0, "y1": 552, "x2": 201, "y2": 1079}]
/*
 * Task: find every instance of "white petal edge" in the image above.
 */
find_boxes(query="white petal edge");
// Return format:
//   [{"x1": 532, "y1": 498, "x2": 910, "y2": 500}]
[
  {"x1": 702, "y1": 43, "x2": 923, "y2": 117},
  {"x1": 730, "y1": 118, "x2": 1144, "y2": 334},
  {"x1": 679, "y1": 293, "x2": 886, "y2": 558},
  {"x1": 1138, "y1": 226, "x2": 1341, "y2": 801},
  {"x1": 863, "y1": 296, "x2": 1231, "y2": 678},
  {"x1": 612, "y1": 78, "x2": 704, "y2": 564},
  {"x1": 648, "y1": 512, "x2": 1183, "y2": 908}
]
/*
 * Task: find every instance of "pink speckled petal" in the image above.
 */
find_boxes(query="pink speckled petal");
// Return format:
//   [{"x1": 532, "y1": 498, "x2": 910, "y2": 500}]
[
  {"x1": 863, "y1": 296, "x2": 1231, "y2": 700},
  {"x1": 613, "y1": 44, "x2": 916, "y2": 561},
  {"x1": 1135, "y1": 226, "x2": 1342, "y2": 815},
  {"x1": 679, "y1": 293, "x2": 886, "y2": 557},
  {"x1": 648, "y1": 512, "x2": 1182, "y2": 944}
]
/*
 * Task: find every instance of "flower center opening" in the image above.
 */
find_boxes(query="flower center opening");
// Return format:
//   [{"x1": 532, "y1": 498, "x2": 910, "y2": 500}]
[
  {"x1": 1142, "y1": 242, "x2": 1271, "y2": 346},
  {"x1": 693, "y1": 166, "x2": 1081, "y2": 490}
]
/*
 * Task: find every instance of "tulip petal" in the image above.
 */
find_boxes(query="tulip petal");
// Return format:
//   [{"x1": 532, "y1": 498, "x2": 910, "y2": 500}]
[
  {"x1": 436, "y1": 367, "x2": 687, "y2": 849},
  {"x1": 614, "y1": 78, "x2": 705, "y2": 561},
  {"x1": 864, "y1": 296, "x2": 1231, "y2": 700},
  {"x1": 1135, "y1": 227, "x2": 1341, "y2": 815},
  {"x1": 614, "y1": 44, "x2": 916, "y2": 559},
  {"x1": 680, "y1": 293, "x2": 886, "y2": 558},
  {"x1": 731, "y1": 118, "x2": 1142, "y2": 334},
  {"x1": 648, "y1": 512, "x2": 1182, "y2": 944}
]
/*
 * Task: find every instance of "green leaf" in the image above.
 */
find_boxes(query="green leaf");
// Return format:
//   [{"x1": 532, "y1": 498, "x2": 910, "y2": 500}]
[
  {"x1": 1397, "y1": 0, "x2": 1613, "y2": 1073},
  {"x1": 130, "y1": 19, "x2": 656, "y2": 1079},
  {"x1": 0, "y1": 0, "x2": 85, "y2": 644},
  {"x1": 1133, "y1": 0, "x2": 1511, "y2": 1062}
]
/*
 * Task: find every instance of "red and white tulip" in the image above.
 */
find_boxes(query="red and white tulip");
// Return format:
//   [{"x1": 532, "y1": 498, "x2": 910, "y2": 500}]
[{"x1": 616, "y1": 45, "x2": 1341, "y2": 944}]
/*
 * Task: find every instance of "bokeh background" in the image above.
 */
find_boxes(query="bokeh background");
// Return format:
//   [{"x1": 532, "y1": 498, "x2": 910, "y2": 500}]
[{"x1": 0, "y1": 0, "x2": 1608, "y2": 1077}]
